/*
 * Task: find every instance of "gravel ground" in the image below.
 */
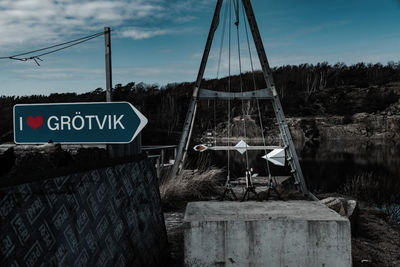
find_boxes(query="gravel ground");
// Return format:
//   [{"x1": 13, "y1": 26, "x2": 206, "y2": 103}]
[{"x1": 351, "y1": 202, "x2": 400, "y2": 267}]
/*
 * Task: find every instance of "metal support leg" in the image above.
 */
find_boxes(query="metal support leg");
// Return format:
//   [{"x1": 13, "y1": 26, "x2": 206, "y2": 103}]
[
  {"x1": 241, "y1": 169, "x2": 258, "y2": 201},
  {"x1": 264, "y1": 175, "x2": 282, "y2": 200},
  {"x1": 170, "y1": 0, "x2": 223, "y2": 178},
  {"x1": 241, "y1": 0, "x2": 312, "y2": 197},
  {"x1": 221, "y1": 176, "x2": 238, "y2": 201}
]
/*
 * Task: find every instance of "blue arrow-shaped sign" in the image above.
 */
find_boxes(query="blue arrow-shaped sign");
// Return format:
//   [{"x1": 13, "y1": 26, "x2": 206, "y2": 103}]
[{"x1": 13, "y1": 102, "x2": 148, "y2": 144}]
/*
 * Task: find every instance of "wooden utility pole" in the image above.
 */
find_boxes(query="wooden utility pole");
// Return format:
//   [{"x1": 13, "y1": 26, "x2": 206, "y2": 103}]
[
  {"x1": 104, "y1": 27, "x2": 113, "y2": 157},
  {"x1": 104, "y1": 27, "x2": 112, "y2": 102},
  {"x1": 103, "y1": 27, "x2": 141, "y2": 158}
]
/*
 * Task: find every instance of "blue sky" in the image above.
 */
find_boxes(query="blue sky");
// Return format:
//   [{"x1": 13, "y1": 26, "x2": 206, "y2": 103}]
[{"x1": 1, "y1": 0, "x2": 400, "y2": 96}]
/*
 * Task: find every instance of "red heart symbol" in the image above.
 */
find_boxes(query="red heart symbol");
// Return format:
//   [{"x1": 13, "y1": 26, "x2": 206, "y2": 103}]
[{"x1": 27, "y1": 116, "x2": 44, "y2": 130}]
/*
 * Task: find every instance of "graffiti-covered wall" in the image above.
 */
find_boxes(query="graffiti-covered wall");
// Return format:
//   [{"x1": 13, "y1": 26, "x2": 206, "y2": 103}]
[{"x1": 0, "y1": 157, "x2": 169, "y2": 267}]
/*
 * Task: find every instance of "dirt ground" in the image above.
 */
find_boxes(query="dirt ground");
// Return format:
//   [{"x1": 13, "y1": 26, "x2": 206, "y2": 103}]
[
  {"x1": 351, "y1": 202, "x2": 400, "y2": 267},
  {"x1": 164, "y1": 211, "x2": 185, "y2": 267},
  {"x1": 163, "y1": 200, "x2": 400, "y2": 267}
]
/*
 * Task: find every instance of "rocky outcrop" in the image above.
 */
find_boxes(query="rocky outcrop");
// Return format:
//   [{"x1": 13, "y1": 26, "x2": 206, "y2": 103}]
[
  {"x1": 202, "y1": 112, "x2": 400, "y2": 143},
  {"x1": 320, "y1": 197, "x2": 359, "y2": 233},
  {"x1": 287, "y1": 114, "x2": 400, "y2": 141},
  {"x1": 385, "y1": 97, "x2": 400, "y2": 115}
]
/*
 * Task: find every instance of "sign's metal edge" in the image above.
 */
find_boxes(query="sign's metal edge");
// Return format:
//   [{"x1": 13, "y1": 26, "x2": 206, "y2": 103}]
[
  {"x1": 127, "y1": 103, "x2": 148, "y2": 143},
  {"x1": 13, "y1": 105, "x2": 17, "y2": 144}
]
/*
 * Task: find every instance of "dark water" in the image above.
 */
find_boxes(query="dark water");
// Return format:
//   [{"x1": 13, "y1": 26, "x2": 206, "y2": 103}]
[{"x1": 187, "y1": 139, "x2": 400, "y2": 206}]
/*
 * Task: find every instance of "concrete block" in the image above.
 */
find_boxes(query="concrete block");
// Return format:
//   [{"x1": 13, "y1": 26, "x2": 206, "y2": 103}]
[{"x1": 184, "y1": 201, "x2": 352, "y2": 267}]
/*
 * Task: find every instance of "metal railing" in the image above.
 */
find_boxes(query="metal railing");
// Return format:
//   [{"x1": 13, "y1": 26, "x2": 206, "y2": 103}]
[{"x1": 142, "y1": 145, "x2": 177, "y2": 178}]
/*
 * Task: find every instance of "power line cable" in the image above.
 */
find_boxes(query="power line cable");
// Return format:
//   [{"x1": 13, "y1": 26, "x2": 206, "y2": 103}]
[
  {"x1": 28, "y1": 33, "x2": 104, "y2": 59},
  {"x1": 1, "y1": 31, "x2": 104, "y2": 59},
  {"x1": 0, "y1": 31, "x2": 106, "y2": 64}
]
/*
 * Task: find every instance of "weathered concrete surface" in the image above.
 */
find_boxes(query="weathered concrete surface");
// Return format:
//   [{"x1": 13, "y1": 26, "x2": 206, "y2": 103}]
[{"x1": 184, "y1": 201, "x2": 352, "y2": 267}]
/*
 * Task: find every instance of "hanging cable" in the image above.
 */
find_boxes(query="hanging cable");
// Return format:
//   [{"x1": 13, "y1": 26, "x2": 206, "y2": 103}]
[
  {"x1": 241, "y1": 4, "x2": 274, "y2": 182},
  {"x1": 214, "y1": 98, "x2": 217, "y2": 146},
  {"x1": 235, "y1": 0, "x2": 250, "y2": 172},
  {"x1": 216, "y1": 1, "x2": 229, "y2": 79},
  {"x1": 227, "y1": 0, "x2": 232, "y2": 182},
  {"x1": 215, "y1": 0, "x2": 229, "y2": 147},
  {"x1": 0, "y1": 31, "x2": 105, "y2": 64}
]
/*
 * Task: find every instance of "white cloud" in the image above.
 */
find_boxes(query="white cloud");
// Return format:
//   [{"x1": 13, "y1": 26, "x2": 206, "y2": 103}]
[
  {"x1": 117, "y1": 25, "x2": 198, "y2": 40},
  {"x1": 0, "y1": 0, "x2": 202, "y2": 53},
  {"x1": 115, "y1": 65, "x2": 194, "y2": 76},
  {"x1": 118, "y1": 28, "x2": 173, "y2": 40}
]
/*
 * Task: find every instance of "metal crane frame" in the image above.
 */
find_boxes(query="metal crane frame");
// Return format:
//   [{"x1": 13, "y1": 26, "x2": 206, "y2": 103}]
[{"x1": 170, "y1": 0, "x2": 316, "y2": 199}]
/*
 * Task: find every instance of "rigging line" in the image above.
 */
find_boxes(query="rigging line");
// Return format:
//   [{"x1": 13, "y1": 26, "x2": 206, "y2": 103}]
[
  {"x1": 214, "y1": 0, "x2": 229, "y2": 148},
  {"x1": 241, "y1": 3, "x2": 273, "y2": 179},
  {"x1": 235, "y1": 0, "x2": 249, "y2": 171},
  {"x1": 15, "y1": 33, "x2": 104, "y2": 61},
  {"x1": 227, "y1": 0, "x2": 232, "y2": 181},
  {"x1": 216, "y1": 0, "x2": 229, "y2": 79},
  {"x1": 214, "y1": 98, "x2": 217, "y2": 146},
  {"x1": 0, "y1": 31, "x2": 105, "y2": 59}
]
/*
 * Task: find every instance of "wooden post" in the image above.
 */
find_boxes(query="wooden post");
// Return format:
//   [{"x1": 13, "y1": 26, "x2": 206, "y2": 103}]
[
  {"x1": 104, "y1": 27, "x2": 114, "y2": 158},
  {"x1": 173, "y1": 147, "x2": 177, "y2": 164},
  {"x1": 156, "y1": 156, "x2": 161, "y2": 178},
  {"x1": 161, "y1": 149, "x2": 165, "y2": 168}
]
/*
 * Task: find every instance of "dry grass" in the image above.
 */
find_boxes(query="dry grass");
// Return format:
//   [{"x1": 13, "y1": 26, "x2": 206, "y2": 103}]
[
  {"x1": 341, "y1": 172, "x2": 379, "y2": 201},
  {"x1": 341, "y1": 171, "x2": 400, "y2": 223},
  {"x1": 160, "y1": 167, "x2": 224, "y2": 204},
  {"x1": 341, "y1": 172, "x2": 399, "y2": 203}
]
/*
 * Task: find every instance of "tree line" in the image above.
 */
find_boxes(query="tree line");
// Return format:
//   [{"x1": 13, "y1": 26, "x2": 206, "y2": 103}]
[{"x1": 0, "y1": 62, "x2": 399, "y2": 143}]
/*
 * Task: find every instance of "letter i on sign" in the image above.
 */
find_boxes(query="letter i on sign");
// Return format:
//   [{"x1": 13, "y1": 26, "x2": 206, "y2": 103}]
[{"x1": 20, "y1": 117, "x2": 23, "y2": 131}]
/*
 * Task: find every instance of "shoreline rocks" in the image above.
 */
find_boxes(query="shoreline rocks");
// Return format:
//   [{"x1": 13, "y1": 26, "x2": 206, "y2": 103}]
[{"x1": 320, "y1": 197, "x2": 359, "y2": 234}]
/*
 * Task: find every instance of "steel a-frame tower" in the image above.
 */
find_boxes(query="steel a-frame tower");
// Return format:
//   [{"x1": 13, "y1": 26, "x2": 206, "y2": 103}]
[{"x1": 171, "y1": 0, "x2": 315, "y2": 199}]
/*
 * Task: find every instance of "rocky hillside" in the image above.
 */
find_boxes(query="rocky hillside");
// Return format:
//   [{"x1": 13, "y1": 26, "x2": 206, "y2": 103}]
[{"x1": 203, "y1": 111, "x2": 400, "y2": 145}]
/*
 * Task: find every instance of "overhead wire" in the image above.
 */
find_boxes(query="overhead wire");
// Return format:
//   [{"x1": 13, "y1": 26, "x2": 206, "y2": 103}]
[
  {"x1": 0, "y1": 31, "x2": 106, "y2": 64},
  {"x1": 28, "y1": 32, "x2": 104, "y2": 58}
]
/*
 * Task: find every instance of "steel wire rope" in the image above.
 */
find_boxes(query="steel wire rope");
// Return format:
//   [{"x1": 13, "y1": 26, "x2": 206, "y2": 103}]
[
  {"x1": 216, "y1": 1, "x2": 229, "y2": 80},
  {"x1": 214, "y1": 0, "x2": 229, "y2": 147},
  {"x1": 227, "y1": 0, "x2": 232, "y2": 183},
  {"x1": 235, "y1": 0, "x2": 250, "y2": 172},
  {"x1": 241, "y1": 3, "x2": 274, "y2": 181}
]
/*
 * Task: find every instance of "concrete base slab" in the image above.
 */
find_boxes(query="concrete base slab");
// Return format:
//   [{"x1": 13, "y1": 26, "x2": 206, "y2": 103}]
[{"x1": 184, "y1": 201, "x2": 352, "y2": 267}]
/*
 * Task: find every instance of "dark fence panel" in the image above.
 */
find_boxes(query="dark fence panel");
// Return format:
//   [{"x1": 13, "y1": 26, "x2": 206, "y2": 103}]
[{"x1": 0, "y1": 158, "x2": 169, "y2": 267}]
